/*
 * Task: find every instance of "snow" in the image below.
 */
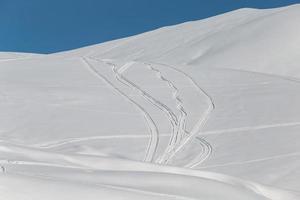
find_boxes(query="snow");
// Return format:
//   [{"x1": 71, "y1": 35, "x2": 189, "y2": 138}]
[{"x1": 1, "y1": 4, "x2": 300, "y2": 200}]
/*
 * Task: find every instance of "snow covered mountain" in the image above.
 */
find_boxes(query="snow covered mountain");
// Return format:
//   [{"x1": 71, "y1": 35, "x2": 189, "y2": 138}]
[{"x1": 1, "y1": 4, "x2": 300, "y2": 200}]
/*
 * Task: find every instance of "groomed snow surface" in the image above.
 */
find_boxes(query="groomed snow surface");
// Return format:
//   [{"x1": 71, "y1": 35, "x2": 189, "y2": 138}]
[{"x1": 1, "y1": 4, "x2": 300, "y2": 200}]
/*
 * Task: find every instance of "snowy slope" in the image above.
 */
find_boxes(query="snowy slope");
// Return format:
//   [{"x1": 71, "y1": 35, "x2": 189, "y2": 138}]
[
  {"x1": 0, "y1": 52, "x2": 41, "y2": 62},
  {"x1": 1, "y1": 4, "x2": 300, "y2": 200},
  {"x1": 58, "y1": 4, "x2": 300, "y2": 79}
]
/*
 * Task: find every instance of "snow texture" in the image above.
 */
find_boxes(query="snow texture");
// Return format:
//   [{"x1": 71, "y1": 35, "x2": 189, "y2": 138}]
[{"x1": 1, "y1": 4, "x2": 300, "y2": 200}]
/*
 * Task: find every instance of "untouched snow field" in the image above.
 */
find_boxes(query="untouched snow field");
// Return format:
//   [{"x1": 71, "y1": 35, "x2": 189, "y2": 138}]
[{"x1": 1, "y1": 4, "x2": 300, "y2": 200}]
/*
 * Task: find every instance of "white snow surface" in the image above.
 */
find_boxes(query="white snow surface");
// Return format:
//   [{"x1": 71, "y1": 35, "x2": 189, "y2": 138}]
[{"x1": 1, "y1": 4, "x2": 300, "y2": 200}]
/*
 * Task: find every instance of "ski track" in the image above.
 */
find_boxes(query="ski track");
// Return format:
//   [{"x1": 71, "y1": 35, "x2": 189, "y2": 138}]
[
  {"x1": 34, "y1": 134, "x2": 172, "y2": 149},
  {"x1": 98, "y1": 59, "x2": 179, "y2": 164},
  {"x1": 146, "y1": 64, "x2": 187, "y2": 144},
  {"x1": 0, "y1": 160, "x2": 84, "y2": 170},
  {"x1": 94, "y1": 183, "x2": 199, "y2": 200},
  {"x1": 148, "y1": 62, "x2": 215, "y2": 166},
  {"x1": 115, "y1": 61, "x2": 192, "y2": 165},
  {"x1": 80, "y1": 57, "x2": 214, "y2": 167},
  {"x1": 94, "y1": 59, "x2": 214, "y2": 167},
  {"x1": 116, "y1": 61, "x2": 179, "y2": 128},
  {"x1": 99, "y1": 59, "x2": 190, "y2": 165},
  {"x1": 220, "y1": 67, "x2": 300, "y2": 85},
  {"x1": 184, "y1": 137, "x2": 213, "y2": 168},
  {"x1": 198, "y1": 151, "x2": 300, "y2": 169},
  {"x1": 145, "y1": 63, "x2": 188, "y2": 164},
  {"x1": 201, "y1": 121, "x2": 300, "y2": 135},
  {"x1": 160, "y1": 105, "x2": 213, "y2": 165},
  {"x1": 102, "y1": 60, "x2": 160, "y2": 163},
  {"x1": 81, "y1": 57, "x2": 159, "y2": 162}
]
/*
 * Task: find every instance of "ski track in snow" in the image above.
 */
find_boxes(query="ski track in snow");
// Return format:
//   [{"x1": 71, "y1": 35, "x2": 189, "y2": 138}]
[
  {"x1": 103, "y1": 59, "x2": 179, "y2": 164},
  {"x1": 202, "y1": 121, "x2": 300, "y2": 135},
  {"x1": 118, "y1": 61, "x2": 214, "y2": 166},
  {"x1": 198, "y1": 151, "x2": 300, "y2": 169},
  {"x1": 145, "y1": 63, "x2": 188, "y2": 164},
  {"x1": 34, "y1": 134, "x2": 172, "y2": 149},
  {"x1": 0, "y1": 160, "x2": 84, "y2": 170},
  {"x1": 87, "y1": 59, "x2": 215, "y2": 167},
  {"x1": 102, "y1": 60, "x2": 160, "y2": 162},
  {"x1": 112, "y1": 60, "x2": 196, "y2": 165},
  {"x1": 184, "y1": 137, "x2": 213, "y2": 168},
  {"x1": 81, "y1": 57, "x2": 159, "y2": 162},
  {"x1": 147, "y1": 62, "x2": 215, "y2": 166},
  {"x1": 88, "y1": 58, "x2": 190, "y2": 165},
  {"x1": 30, "y1": 56, "x2": 216, "y2": 168}
]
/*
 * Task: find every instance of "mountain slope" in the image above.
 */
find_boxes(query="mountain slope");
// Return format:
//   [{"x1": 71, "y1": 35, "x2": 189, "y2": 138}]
[
  {"x1": 58, "y1": 4, "x2": 300, "y2": 78},
  {"x1": 1, "y1": 4, "x2": 300, "y2": 200}
]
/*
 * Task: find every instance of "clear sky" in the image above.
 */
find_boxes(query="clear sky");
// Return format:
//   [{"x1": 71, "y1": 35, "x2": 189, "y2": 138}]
[{"x1": 0, "y1": 0, "x2": 299, "y2": 54}]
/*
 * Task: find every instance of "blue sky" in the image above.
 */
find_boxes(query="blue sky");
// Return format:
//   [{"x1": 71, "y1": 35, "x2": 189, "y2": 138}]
[{"x1": 0, "y1": 0, "x2": 299, "y2": 53}]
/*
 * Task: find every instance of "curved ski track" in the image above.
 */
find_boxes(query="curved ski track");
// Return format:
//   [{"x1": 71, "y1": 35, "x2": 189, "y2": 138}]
[
  {"x1": 113, "y1": 61, "x2": 192, "y2": 165},
  {"x1": 184, "y1": 137, "x2": 213, "y2": 168},
  {"x1": 145, "y1": 63, "x2": 188, "y2": 164},
  {"x1": 147, "y1": 62, "x2": 215, "y2": 166},
  {"x1": 103, "y1": 60, "x2": 160, "y2": 162},
  {"x1": 96, "y1": 59, "x2": 180, "y2": 164},
  {"x1": 81, "y1": 57, "x2": 159, "y2": 162},
  {"x1": 81, "y1": 57, "x2": 214, "y2": 167}
]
